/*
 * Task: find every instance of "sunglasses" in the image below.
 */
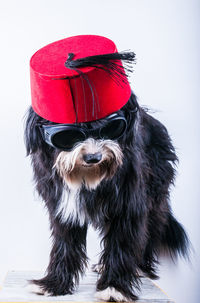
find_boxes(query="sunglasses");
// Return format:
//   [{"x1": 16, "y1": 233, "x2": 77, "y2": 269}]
[{"x1": 38, "y1": 113, "x2": 127, "y2": 151}]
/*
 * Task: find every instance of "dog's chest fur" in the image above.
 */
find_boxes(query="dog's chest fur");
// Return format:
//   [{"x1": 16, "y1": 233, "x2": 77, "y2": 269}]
[{"x1": 56, "y1": 188, "x2": 87, "y2": 226}]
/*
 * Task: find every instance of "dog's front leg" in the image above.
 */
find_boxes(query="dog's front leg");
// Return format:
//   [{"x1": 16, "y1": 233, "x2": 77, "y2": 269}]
[
  {"x1": 29, "y1": 222, "x2": 88, "y2": 296},
  {"x1": 95, "y1": 217, "x2": 146, "y2": 302}
]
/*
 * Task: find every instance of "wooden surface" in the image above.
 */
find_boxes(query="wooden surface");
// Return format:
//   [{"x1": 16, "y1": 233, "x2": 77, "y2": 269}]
[{"x1": 0, "y1": 271, "x2": 174, "y2": 302}]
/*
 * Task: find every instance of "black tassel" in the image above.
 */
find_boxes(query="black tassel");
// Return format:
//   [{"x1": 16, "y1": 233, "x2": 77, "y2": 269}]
[{"x1": 64, "y1": 51, "x2": 136, "y2": 85}]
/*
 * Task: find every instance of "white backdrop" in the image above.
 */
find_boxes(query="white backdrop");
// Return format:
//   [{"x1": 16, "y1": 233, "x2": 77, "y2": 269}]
[{"x1": 0, "y1": 1, "x2": 199, "y2": 302}]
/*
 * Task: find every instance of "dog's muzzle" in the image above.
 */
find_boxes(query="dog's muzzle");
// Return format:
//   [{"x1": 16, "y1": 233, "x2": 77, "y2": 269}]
[{"x1": 54, "y1": 138, "x2": 123, "y2": 190}]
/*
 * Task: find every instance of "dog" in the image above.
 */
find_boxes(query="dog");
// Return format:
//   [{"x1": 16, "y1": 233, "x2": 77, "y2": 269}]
[{"x1": 24, "y1": 91, "x2": 189, "y2": 301}]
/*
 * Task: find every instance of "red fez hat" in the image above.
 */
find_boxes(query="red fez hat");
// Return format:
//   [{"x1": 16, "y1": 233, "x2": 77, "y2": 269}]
[{"x1": 30, "y1": 35, "x2": 135, "y2": 124}]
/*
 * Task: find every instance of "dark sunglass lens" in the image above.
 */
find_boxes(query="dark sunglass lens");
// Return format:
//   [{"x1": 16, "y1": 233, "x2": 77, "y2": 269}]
[
  {"x1": 100, "y1": 119, "x2": 126, "y2": 140},
  {"x1": 52, "y1": 130, "x2": 85, "y2": 150}
]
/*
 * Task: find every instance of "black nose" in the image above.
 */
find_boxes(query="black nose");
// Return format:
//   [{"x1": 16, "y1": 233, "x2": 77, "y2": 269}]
[{"x1": 83, "y1": 153, "x2": 102, "y2": 164}]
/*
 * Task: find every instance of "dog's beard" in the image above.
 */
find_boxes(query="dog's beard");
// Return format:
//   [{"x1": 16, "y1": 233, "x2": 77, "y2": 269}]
[{"x1": 54, "y1": 138, "x2": 123, "y2": 190}]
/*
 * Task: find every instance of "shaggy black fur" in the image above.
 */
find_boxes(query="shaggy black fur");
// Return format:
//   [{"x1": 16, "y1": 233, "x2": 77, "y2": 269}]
[{"x1": 24, "y1": 92, "x2": 189, "y2": 301}]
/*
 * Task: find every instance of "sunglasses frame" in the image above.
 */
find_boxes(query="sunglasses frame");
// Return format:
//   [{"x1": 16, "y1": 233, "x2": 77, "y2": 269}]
[{"x1": 38, "y1": 112, "x2": 127, "y2": 151}]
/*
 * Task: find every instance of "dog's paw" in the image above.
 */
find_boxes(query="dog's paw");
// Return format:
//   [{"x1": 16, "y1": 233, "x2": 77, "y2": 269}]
[
  {"x1": 95, "y1": 287, "x2": 132, "y2": 302},
  {"x1": 26, "y1": 283, "x2": 51, "y2": 296}
]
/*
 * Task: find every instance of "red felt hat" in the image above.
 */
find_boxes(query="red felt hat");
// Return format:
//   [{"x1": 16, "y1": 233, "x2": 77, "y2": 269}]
[{"x1": 30, "y1": 35, "x2": 134, "y2": 124}]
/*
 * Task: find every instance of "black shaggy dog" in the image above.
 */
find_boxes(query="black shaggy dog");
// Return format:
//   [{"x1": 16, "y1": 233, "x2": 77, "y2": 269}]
[{"x1": 24, "y1": 92, "x2": 189, "y2": 301}]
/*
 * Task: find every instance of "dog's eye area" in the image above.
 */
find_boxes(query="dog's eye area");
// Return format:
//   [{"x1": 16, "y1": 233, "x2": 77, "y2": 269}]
[
  {"x1": 52, "y1": 129, "x2": 85, "y2": 149},
  {"x1": 46, "y1": 117, "x2": 126, "y2": 150},
  {"x1": 100, "y1": 119, "x2": 126, "y2": 139}
]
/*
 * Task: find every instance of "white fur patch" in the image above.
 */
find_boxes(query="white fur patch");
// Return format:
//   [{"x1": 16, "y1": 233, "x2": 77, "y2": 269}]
[
  {"x1": 56, "y1": 188, "x2": 86, "y2": 226},
  {"x1": 95, "y1": 287, "x2": 130, "y2": 302},
  {"x1": 26, "y1": 283, "x2": 49, "y2": 296},
  {"x1": 84, "y1": 175, "x2": 105, "y2": 191}
]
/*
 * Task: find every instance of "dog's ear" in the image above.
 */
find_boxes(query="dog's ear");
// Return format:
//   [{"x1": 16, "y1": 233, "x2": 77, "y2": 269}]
[
  {"x1": 120, "y1": 92, "x2": 139, "y2": 135},
  {"x1": 24, "y1": 107, "x2": 44, "y2": 155}
]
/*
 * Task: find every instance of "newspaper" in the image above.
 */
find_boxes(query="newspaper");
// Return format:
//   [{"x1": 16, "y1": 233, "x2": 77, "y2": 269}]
[{"x1": 0, "y1": 270, "x2": 173, "y2": 302}]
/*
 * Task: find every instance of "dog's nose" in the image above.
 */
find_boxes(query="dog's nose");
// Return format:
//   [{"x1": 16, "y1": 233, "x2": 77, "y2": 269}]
[{"x1": 83, "y1": 153, "x2": 102, "y2": 164}]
